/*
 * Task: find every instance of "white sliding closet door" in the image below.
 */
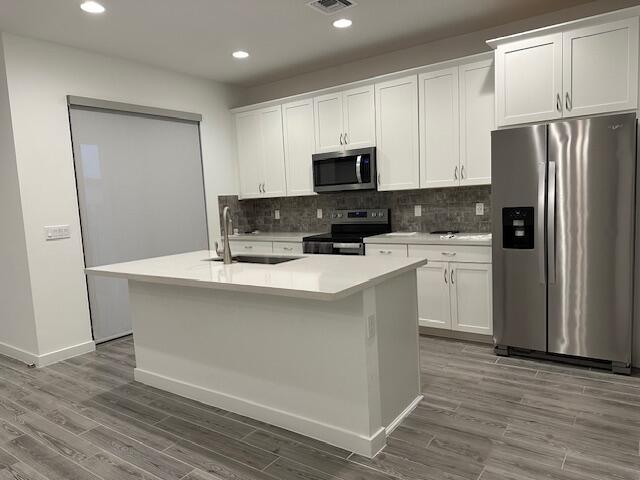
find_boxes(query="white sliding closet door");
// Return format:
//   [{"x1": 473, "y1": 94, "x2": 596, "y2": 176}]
[{"x1": 70, "y1": 107, "x2": 208, "y2": 343}]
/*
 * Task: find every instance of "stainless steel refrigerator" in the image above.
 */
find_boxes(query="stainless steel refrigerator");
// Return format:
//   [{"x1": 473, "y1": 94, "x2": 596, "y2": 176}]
[{"x1": 491, "y1": 113, "x2": 637, "y2": 373}]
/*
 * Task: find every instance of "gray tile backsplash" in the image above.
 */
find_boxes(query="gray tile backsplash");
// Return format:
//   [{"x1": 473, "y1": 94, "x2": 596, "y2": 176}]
[{"x1": 219, "y1": 185, "x2": 491, "y2": 235}]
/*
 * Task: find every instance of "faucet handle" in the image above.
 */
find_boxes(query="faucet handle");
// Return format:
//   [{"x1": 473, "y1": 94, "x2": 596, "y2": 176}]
[{"x1": 213, "y1": 241, "x2": 224, "y2": 257}]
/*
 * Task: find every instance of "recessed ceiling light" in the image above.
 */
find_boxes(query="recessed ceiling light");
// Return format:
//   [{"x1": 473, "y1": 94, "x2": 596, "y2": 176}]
[
  {"x1": 232, "y1": 50, "x2": 250, "y2": 59},
  {"x1": 333, "y1": 18, "x2": 352, "y2": 29},
  {"x1": 80, "y1": 1, "x2": 105, "y2": 13}
]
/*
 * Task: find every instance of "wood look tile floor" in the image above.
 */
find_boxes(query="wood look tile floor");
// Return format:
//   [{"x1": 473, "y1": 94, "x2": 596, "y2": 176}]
[{"x1": 0, "y1": 336, "x2": 639, "y2": 480}]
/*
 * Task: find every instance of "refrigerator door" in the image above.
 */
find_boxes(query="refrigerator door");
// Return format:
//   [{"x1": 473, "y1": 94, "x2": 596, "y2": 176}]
[
  {"x1": 548, "y1": 113, "x2": 636, "y2": 364},
  {"x1": 491, "y1": 125, "x2": 548, "y2": 351}
]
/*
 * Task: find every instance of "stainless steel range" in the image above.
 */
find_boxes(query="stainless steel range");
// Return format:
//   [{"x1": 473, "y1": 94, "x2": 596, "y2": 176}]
[{"x1": 303, "y1": 209, "x2": 390, "y2": 255}]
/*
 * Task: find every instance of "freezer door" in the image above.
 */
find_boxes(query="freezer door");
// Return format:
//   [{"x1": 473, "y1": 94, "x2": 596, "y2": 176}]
[
  {"x1": 547, "y1": 113, "x2": 636, "y2": 364},
  {"x1": 491, "y1": 125, "x2": 548, "y2": 351}
]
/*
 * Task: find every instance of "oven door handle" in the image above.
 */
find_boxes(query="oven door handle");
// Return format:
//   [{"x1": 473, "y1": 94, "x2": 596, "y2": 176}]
[
  {"x1": 355, "y1": 155, "x2": 363, "y2": 184},
  {"x1": 333, "y1": 243, "x2": 362, "y2": 249}
]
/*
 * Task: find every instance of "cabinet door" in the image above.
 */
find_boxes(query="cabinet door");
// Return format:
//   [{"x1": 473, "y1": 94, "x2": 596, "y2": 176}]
[
  {"x1": 563, "y1": 17, "x2": 639, "y2": 118},
  {"x1": 314, "y1": 92, "x2": 343, "y2": 153},
  {"x1": 260, "y1": 106, "x2": 287, "y2": 198},
  {"x1": 450, "y1": 262, "x2": 492, "y2": 335},
  {"x1": 235, "y1": 111, "x2": 263, "y2": 199},
  {"x1": 459, "y1": 60, "x2": 494, "y2": 186},
  {"x1": 229, "y1": 240, "x2": 273, "y2": 255},
  {"x1": 283, "y1": 99, "x2": 315, "y2": 197},
  {"x1": 375, "y1": 75, "x2": 420, "y2": 191},
  {"x1": 496, "y1": 33, "x2": 563, "y2": 126},
  {"x1": 417, "y1": 261, "x2": 451, "y2": 329},
  {"x1": 419, "y1": 67, "x2": 460, "y2": 188},
  {"x1": 342, "y1": 85, "x2": 376, "y2": 149}
]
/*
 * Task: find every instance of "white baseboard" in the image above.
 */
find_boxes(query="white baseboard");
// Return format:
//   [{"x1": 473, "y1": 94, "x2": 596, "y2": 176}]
[
  {"x1": 36, "y1": 340, "x2": 95, "y2": 367},
  {"x1": 0, "y1": 341, "x2": 39, "y2": 366},
  {"x1": 385, "y1": 394, "x2": 423, "y2": 436},
  {"x1": 135, "y1": 367, "x2": 386, "y2": 457}
]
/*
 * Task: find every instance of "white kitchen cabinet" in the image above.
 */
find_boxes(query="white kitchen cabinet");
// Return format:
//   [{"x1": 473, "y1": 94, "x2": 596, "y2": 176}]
[
  {"x1": 450, "y1": 262, "x2": 492, "y2": 335},
  {"x1": 494, "y1": 16, "x2": 639, "y2": 127},
  {"x1": 365, "y1": 243, "x2": 408, "y2": 257},
  {"x1": 235, "y1": 106, "x2": 287, "y2": 199},
  {"x1": 235, "y1": 111, "x2": 264, "y2": 199},
  {"x1": 459, "y1": 59, "x2": 494, "y2": 186},
  {"x1": 314, "y1": 92, "x2": 343, "y2": 153},
  {"x1": 229, "y1": 240, "x2": 274, "y2": 254},
  {"x1": 283, "y1": 99, "x2": 315, "y2": 197},
  {"x1": 375, "y1": 75, "x2": 420, "y2": 191},
  {"x1": 417, "y1": 261, "x2": 452, "y2": 330},
  {"x1": 562, "y1": 18, "x2": 639, "y2": 118},
  {"x1": 313, "y1": 86, "x2": 375, "y2": 153},
  {"x1": 273, "y1": 241, "x2": 303, "y2": 254},
  {"x1": 495, "y1": 33, "x2": 563, "y2": 126},
  {"x1": 419, "y1": 67, "x2": 460, "y2": 188},
  {"x1": 342, "y1": 85, "x2": 376, "y2": 149}
]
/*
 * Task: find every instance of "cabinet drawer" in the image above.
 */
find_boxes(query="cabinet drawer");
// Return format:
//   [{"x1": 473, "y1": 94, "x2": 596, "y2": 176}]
[
  {"x1": 366, "y1": 244, "x2": 408, "y2": 257},
  {"x1": 408, "y1": 244, "x2": 490, "y2": 263},
  {"x1": 273, "y1": 242, "x2": 303, "y2": 254},
  {"x1": 229, "y1": 240, "x2": 273, "y2": 254}
]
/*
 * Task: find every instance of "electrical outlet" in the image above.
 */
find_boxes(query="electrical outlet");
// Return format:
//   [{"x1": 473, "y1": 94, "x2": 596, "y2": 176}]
[
  {"x1": 317, "y1": 208, "x2": 323, "y2": 219},
  {"x1": 475, "y1": 203, "x2": 485, "y2": 216},
  {"x1": 45, "y1": 225, "x2": 71, "y2": 241},
  {"x1": 414, "y1": 205, "x2": 422, "y2": 217},
  {"x1": 274, "y1": 209, "x2": 280, "y2": 220}
]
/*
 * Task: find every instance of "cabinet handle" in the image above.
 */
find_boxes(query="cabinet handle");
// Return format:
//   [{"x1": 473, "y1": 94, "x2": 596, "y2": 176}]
[
  {"x1": 444, "y1": 268, "x2": 448, "y2": 284},
  {"x1": 339, "y1": 133, "x2": 344, "y2": 145},
  {"x1": 451, "y1": 270, "x2": 455, "y2": 284},
  {"x1": 441, "y1": 252, "x2": 457, "y2": 256},
  {"x1": 379, "y1": 250, "x2": 392, "y2": 255},
  {"x1": 454, "y1": 166, "x2": 458, "y2": 180},
  {"x1": 556, "y1": 93, "x2": 562, "y2": 112},
  {"x1": 258, "y1": 183, "x2": 261, "y2": 193},
  {"x1": 344, "y1": 132, "x2": 348, "y2": 144},
  {"x1": 460, "y1": 165, "x2": 465, "y2": 180},
  {"x1": 283, "y1": 247, "x2": 293, "y2": 251},
  {"x1": 565, "y1": 92, "x2": 572, "y2": 111},
  {"x1": 378, "y1": 172, "x2": 381, "y2": 186},
  {"x1": 244, "y1": 245, "x2": 253, "y2": 249}
]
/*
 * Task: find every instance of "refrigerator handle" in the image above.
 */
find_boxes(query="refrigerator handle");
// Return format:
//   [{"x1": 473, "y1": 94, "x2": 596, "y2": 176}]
[
  {"x1": 548, "y1": 161, "x2": 557, "y2": 284},
  {"x1": 537, "y1": 162, "x2": 546, "y2": 285}
]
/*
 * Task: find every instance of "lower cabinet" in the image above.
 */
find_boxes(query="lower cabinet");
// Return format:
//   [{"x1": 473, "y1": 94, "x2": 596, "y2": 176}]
[
  {"x1": 229, "y1": 240, "x2": 274, "y2": 254},
  {"x1": 367, "y1": 242, "x2": 493, "y2": 336}
]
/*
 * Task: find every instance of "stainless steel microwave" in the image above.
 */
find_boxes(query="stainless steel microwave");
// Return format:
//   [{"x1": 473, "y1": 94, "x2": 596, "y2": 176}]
[{"x1": 312, "y1": 147, "x2": 376, "y2": 193}]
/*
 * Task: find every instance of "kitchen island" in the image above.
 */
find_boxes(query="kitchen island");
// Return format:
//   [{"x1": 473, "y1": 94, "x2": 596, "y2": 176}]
[{"x1": 86, "y1": 251, "x2": 427, "y2": 457}]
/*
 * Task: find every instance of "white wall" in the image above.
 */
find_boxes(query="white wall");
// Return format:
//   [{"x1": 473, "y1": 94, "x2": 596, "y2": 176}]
[
  {"x1": 0, "y1": 35, "x2": 39, "y2": 361},
  {"x1": 243, "y1": 0, "x2": 640, "y2": 104},
  {"x1": 1, "y1": 33, "x2": 242, "y2": 362}
]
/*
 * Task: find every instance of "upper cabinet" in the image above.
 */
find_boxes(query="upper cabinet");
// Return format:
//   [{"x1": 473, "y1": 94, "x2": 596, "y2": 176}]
[
  {"x1": 375, "y1": 75, "x2": 420, "y2": 191},
  {"x1": 563, "y1": 18, "x2": 639, "y2": 118},
  {"x1": 314, "y1": 86, "x2": 375, "y2": 153},
  {"x1": 419, "y1": 60, "x2": 494, "y2": 189},
  {"x1": 282, "y1": 99, "x2": 316, "y2": 196},
  {"x1": 235, "y1": 106, "x2": 287, "y2": 199},
  {"x1": 494, "y1": 17, "x2": 639, "y2": 127}
]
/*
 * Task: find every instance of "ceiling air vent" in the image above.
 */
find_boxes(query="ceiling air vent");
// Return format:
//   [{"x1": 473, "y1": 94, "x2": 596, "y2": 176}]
[{"x1": 307, "y1": 0, "x2": 356, "y2": 15}]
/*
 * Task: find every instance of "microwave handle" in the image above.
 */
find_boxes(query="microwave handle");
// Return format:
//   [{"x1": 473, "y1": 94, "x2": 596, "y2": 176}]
[{"x1": 355, "y1": 155, "x2": 363, "y2": 184}]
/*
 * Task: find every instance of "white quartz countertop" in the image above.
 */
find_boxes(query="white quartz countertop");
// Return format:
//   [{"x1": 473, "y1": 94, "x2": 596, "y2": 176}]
[
  {"x1": 228, "y1": 232, "x2": 319, "y2": 242},
  {"x1": 365, "y1": 232, "x2": 492, "y2": 246},
  {"x1": 85, "y1": 251, "x2": 427, "y2": 301}
]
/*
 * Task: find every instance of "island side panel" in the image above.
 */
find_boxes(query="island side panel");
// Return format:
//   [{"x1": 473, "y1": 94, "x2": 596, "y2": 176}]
[
  {"x1": 374, "y1": 270, "x2": 422, "y2": 430},
  {"x1": 127, "y1": 280, "x2": 385, "y2": 456}
]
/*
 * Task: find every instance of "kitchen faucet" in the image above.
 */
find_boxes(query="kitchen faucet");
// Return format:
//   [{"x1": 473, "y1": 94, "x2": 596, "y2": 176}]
[{"x1": 215, "y1": 206, "x2": 233, "y2": 264}]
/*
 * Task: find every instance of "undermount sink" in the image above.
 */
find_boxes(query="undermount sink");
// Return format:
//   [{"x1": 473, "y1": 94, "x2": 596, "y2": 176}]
[{"x1": 207, "y1": 255, "x2": 302, "y2": 265}]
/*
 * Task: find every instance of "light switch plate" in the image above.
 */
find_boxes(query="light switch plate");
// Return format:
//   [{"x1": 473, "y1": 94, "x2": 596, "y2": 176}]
[
  {"x1": 414, "y1": 205, "x2": 422, "y2": 217},
  {"x1": 45, "y1": 225, "x2": 71, "y2": 241},
  {"x1": 475, "y1": 203, "x2": 485, "y2": 216},
  {"x1": 317, "y1": 208, "x2": 323, "y2": 219},
  {"x1": 274, "y1": 209, "x2": 280, "y2": 220}
]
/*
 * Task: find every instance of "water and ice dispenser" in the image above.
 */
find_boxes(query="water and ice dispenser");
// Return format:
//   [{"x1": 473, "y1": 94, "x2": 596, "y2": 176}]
[{"x1": 502, "y1": 207, "x2": 534, "y2": 249}]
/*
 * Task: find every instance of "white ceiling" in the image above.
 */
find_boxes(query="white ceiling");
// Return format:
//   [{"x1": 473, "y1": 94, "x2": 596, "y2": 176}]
[{"x1": 0, "y1": 0, "x2": 593, "y2": 86}]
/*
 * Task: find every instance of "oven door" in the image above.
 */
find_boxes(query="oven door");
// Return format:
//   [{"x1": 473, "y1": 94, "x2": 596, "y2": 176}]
[
  {"x1": 303, "y1": 241, "x2": 364, "y2": 255},
  {"x1": 312, "y1": 147, "x2": 376, "y2": 193}
]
